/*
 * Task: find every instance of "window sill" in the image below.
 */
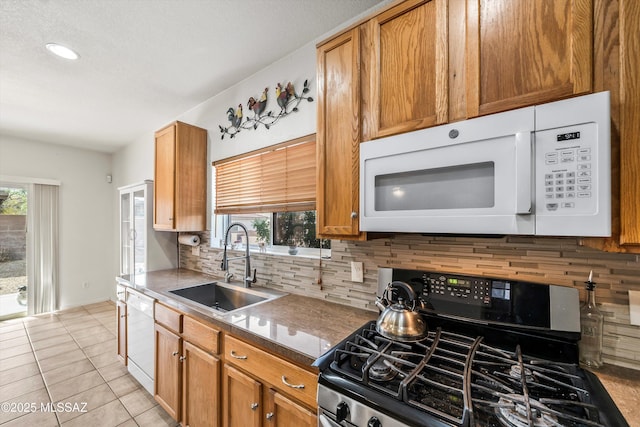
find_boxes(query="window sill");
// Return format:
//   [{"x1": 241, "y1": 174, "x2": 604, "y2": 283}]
[{"x1": 212, "y1": 244, "x2": 330, "y2": 260}]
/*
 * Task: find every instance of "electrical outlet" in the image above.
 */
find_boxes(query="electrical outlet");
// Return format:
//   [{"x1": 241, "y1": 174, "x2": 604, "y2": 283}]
[
  {"x1": 630, "y1": 290, "x2": 640, "y2": 326},
  {"x1": 192, "y1": 246, "x2": 200, "y2": 256},
  {"x1": 351, "y1": 261, "x2": 364, "y2": 283}
]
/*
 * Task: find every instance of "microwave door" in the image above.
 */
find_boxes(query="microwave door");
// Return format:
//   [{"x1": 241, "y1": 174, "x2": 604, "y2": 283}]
[{"x1": 360, "y1": 129, "x2": 535, "y2": 235}]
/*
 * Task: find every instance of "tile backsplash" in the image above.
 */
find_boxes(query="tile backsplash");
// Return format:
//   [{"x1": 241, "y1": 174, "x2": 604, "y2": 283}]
[{"x1": 180, "y1": 232, "x2": 640, "y2": 370}]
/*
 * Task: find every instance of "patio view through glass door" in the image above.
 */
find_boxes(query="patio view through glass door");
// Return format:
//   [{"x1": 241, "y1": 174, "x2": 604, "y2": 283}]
[{"x1": 0, "y1": 185, "x2": 28, "y2": 320}]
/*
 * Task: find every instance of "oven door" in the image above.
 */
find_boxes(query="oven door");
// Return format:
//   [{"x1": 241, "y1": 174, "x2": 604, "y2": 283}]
[
  {"x1": 360, "y1": 107, "x2": 535, "y2": 235},
  {"x1": 318, "y1": 411, "x2": 355, "y2": 427}
]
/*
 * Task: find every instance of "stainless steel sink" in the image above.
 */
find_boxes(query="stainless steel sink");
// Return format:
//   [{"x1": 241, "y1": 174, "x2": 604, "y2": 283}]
[{"x1": 168, "y1": 282, "x2": 273, "y2": 313}]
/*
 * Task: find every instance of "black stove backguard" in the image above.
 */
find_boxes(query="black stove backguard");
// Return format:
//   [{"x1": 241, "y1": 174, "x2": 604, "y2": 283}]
[{"x1": 316, "y1": 269, "x2": 629, "y2": 427}]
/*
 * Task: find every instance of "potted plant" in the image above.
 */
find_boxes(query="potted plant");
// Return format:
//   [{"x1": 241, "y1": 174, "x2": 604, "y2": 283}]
[{"x1": 251, "y1": 218, "x2": 270, "y2": 253}]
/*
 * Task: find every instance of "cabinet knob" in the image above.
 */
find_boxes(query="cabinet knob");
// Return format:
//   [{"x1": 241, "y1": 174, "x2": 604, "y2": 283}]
[
  {"x1": 350, "y1": 211, "x2": 358, "y2": 219},
  {"x1": 179, "y1": 356, "x2": 186, "y2": 362},
  {"x1": 120, "y1": 314, "x2": 126, "y2": 318},
  {"x1": 172, "y1": 351, "x2": 179, "y2": 356},
  {"x1": 250, "y1": 403, "x2": 259, "y2": 411},
  {"x1": 266, "y1": 412, "x2": 274, "y2": 421}
]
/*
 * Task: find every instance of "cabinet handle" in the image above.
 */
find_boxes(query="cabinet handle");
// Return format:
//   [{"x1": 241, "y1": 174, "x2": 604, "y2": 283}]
[
  {"x1": 250, "y1": 403, "x2": 259, "y2": 411},
  {"x1": 350, "y1": 211, "x2": 358, "y2": 219},
  {"x1": 281, "y1": 375, "x2": 305, "y2": 389},
  {"x1": 230, "y1": 350, "x2": 247, "y2": 360},
  {"x1": 179, "y1": 356, "x2": 186, "y2": 362},
  {"x1": 266, "y1": 412, "x2": 274, "y2": 421},
  {"x1": 172, "y1": 351, "x2": 179, "y2": 356},
  {"x1": 120, "y1": 314, "x2": 126, "y2": 318}
]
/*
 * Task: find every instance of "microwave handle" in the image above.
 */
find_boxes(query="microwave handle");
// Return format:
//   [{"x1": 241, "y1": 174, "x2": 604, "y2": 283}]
[{"x1": 515, "y1": 131, "x2": 532, "y2": 214}]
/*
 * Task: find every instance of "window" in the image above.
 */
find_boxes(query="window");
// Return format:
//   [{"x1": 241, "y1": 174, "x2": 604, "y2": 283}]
[
  {"x1": 224, "y1": 211, "x2": 330, "y2": 254},
  {"x1": 212, "y1": 136, "x2": 329, "y2": 255}
]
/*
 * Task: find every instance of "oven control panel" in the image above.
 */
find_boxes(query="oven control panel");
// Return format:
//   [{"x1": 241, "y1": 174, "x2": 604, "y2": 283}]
[
  {"x1": 387, "y1": 268, "x2": 578, "y2": 332},
  {"x1": 422, "y1": 273, "x2": 492, "y2": 306}
]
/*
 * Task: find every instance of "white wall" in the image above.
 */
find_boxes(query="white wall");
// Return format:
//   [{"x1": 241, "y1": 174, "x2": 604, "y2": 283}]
[
  {"x1": 0, "y1": 135, "x2": 114, "y2": 309},
  {"x1": 111, "y1": 40, "x2": 320, "y2": 247}
]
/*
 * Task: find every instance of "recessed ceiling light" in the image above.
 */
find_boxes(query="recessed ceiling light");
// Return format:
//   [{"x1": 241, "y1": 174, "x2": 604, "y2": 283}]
[{"x1": 45, "y1": 43, "x2": 80, "y2": 60}]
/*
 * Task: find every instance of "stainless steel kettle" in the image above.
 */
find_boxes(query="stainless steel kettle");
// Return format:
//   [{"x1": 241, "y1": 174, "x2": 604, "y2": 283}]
[{"x1": 375, "y1": 281, "x2": 427, "y2": 342}]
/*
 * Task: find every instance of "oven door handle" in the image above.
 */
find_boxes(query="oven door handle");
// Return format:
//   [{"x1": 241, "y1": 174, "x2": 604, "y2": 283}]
[
  {"x1": 319, "y1": 413, "x2": 342, "y2": 427},
  {"x1": 515, "y1": 131, "x2": 533, "y2": 214}
]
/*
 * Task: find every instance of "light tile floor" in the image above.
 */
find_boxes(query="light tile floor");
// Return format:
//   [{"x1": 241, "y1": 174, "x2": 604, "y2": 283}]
[{"x1": 0, "y1": 301, "x2": 176, "y2": 426}]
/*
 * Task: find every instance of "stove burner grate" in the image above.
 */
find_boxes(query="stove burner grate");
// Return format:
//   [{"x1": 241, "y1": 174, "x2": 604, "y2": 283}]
[{"x1": 326, "y1": 321, "x2": 612, "y2": 427}]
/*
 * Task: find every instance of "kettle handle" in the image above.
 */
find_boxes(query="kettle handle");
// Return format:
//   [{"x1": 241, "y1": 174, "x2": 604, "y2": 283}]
[{"x1": 387, "y1": 281, "x2": 418, "y2": 306}]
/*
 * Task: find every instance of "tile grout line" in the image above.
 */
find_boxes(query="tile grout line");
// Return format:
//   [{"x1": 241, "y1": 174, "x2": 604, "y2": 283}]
[
  {"x1": 21, "y1": 304, "x2": 140, "y2": 427},
  {"x1": 21, "y1": 312, "x2": 63, "y2": 427}
]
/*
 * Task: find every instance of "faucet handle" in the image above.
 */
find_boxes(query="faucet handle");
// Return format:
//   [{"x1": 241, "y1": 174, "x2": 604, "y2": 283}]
[{"x1": 251, "y1": 268, "x2": 257, "y2": 284}]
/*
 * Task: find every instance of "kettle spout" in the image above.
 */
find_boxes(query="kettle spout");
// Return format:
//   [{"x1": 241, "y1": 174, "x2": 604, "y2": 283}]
[{"x1": 375, "y1": 296, "x2": 388, "y2": 312}]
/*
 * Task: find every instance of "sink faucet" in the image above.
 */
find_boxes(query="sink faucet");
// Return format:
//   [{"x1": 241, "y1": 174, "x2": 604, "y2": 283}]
[{"x1": 221, "y1": 222, "x2": 257, "y2": 288}]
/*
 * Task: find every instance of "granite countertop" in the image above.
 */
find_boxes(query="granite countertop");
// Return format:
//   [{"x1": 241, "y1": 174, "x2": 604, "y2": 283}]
[
  {"x1": 117, "y1": 268, "x2": 377, "y2": 366},
  {"x1": 591, "y1": 364, "x2": 640, "y2": 426},
  {"x1": 117, "y1": 268, "x2": 639, "y2": 424}
]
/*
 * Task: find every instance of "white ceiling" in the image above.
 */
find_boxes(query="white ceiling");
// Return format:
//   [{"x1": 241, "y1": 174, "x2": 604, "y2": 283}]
[{"x1": 0, "y1": 0, "x2": 384, "y2": 153}]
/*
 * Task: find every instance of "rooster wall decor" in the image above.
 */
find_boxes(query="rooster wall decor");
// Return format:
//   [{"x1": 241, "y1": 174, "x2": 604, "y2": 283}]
[{"x1": 219, "y1": 79, "x2": 313, "y2": 139}]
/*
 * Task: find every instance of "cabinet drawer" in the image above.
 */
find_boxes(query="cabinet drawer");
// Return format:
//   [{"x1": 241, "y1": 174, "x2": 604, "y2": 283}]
[
  {"x1": 154, "y1": 302, "x2": 182, "y2": 333},
  {"x1": 224, "y1": 335, "x2": 318, "y2": 408},
  {"x1": 183, "y1": 316, "x2": 220, "y2": 355},
  {"x1": 116, "y1": 284, "x2": 126, "y2": 302}
]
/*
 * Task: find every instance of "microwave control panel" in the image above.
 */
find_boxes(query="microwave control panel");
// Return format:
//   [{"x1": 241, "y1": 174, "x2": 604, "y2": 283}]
[{"x1": 536, "y1": 122, "x2": 598, "y2": 215}]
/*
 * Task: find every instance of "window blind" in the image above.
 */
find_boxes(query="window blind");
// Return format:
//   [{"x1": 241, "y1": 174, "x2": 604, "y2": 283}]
[{"x1": 214, "y1": 139, "x2": 316, "y2": 214}]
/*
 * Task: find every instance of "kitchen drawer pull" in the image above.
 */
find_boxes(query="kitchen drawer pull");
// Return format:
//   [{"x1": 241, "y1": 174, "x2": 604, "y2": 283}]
[
  {"x1": 281, "y1": 375, "x2": 305, "y2": 389},
  {"x1": 230, "y1": 350, "x2": 247, "y2": 360}
]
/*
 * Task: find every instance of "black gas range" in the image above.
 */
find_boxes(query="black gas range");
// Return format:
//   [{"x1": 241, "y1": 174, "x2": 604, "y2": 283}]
[{"x1": 315, "y1": 269, "x2": 628, "y2": 427}]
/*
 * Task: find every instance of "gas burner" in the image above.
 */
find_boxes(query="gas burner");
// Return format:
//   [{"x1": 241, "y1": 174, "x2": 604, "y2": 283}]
[
  {"x1": 509, "y1": 364, "x2": 535, "y2": 383},
  {"x1": 495, "y1": 394, "x2": 558, "y2": 427},
  {"x1": 367, "y1": 354, "x2": 399, "y2": 381}
]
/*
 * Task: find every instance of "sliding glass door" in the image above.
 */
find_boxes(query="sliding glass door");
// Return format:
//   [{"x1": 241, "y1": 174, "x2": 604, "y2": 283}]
[{"x1": 0, "y1": 185, "x2": 28, "y2": 320}]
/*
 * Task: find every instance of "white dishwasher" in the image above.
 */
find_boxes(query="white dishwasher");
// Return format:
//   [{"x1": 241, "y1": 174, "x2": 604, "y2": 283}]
[{"x1": 126, "y1": 289, "x2": 154, "y2": 394}]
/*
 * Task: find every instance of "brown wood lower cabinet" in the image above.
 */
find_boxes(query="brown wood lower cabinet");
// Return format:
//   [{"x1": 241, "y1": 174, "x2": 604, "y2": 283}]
[
  {"x1": 116, "y1": 300, "x2": 127, "y2": 364},
  {"x1": 266, "y1": 389, "x2": 317, "y2": 427},
  {"x1": 154, "y1": 323, "x2": 182, "y2": 421},
  {"x1": 182, "y1": 341, "x2": 221, "y2": 427},
  {"x1": 223, "y1": 365, "x2": 262, "y2": 427},
  {"x1": 223, "y1": 335, "x2": 318, "y2": 427},
  {"x1": 154, "y1": 304, "x2": 221, "y2": 427}
]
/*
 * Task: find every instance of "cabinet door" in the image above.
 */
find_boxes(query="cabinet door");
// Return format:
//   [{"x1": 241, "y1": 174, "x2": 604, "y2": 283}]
[
  {"x1": 174, "y1": 122, "x2": 208, "y2": 232},
  {"x1": 154, "y1": 323, "x2": 181, "y2": 421},
  {"x1": 154, "y1": 124, "x2": 176, "y2": 230},
  {"x1": 222, "y1": 365, "x2": 262, "y2": 427},
  {"x1": 132, "y1": 188, "x2": 146, "y2": 273},
  {"x1": 463, "y1": 0, "x2": 592, "y2": 117},
  {"x1": 120, "y1": 191, "x2": 132, "y2": 275},
  {"x1": 316, "y1": 28, "x2": 363, "y2": 239},
  {"x1": 182, "y1": 341, "x2": 220, "y2": 427},
  {"x1": 362, "y1": 0, "x2": 448, "y2": 140},
  {"x1": 116, "y1": 301, "x2": 127, "y2": 364},
  {"x1": 264, "y1": 389, "x2": 317, "y2": 427}
]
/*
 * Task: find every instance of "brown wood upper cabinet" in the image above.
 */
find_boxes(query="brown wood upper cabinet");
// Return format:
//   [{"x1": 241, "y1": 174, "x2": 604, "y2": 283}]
[
  {"x1": 154, "y1": 121, "x2": 207, "y2": 232},
  {"x1": 316, "y1": 28, "x2": 363, "y2": 239},
  {"x1": 361, "y1": 0, "x2": 448, "y2": 141},
  {"x1": 460, "y1": 0, "x2": 593, "y2": 118}
]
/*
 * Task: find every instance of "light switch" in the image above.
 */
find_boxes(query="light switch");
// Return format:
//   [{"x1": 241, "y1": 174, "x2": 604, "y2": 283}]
[
  {"x1": 630, "y1": 290, "x2": 640, "y2": 326},
  {"x1": 351, "y1": 261, "x2": 364, "y2": 283}
]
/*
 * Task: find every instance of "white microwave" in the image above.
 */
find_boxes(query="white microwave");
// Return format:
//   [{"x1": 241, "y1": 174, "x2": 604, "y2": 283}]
[{"x1": 360, "y1": 92, "x2": 611, "y2": 236}]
